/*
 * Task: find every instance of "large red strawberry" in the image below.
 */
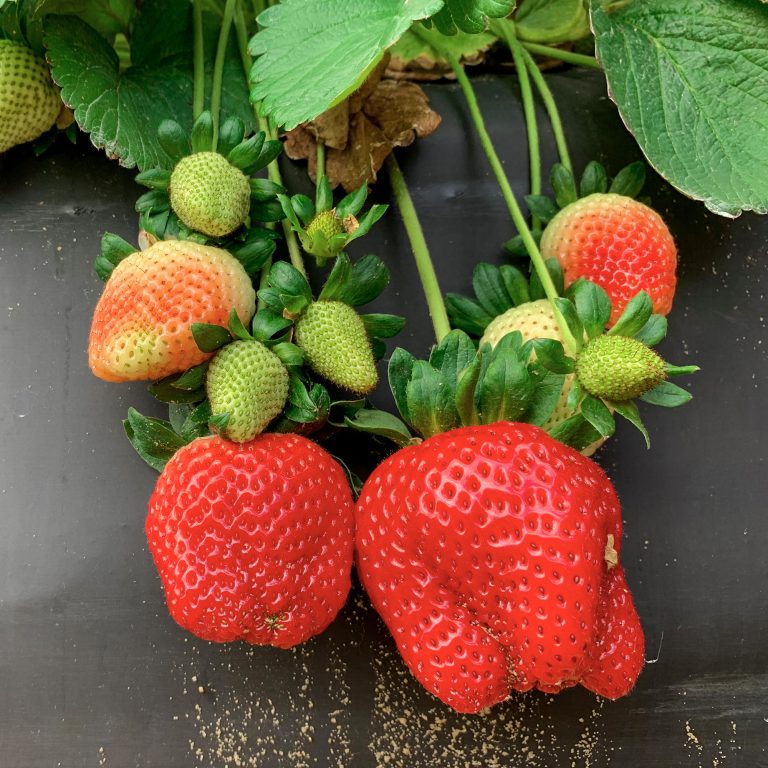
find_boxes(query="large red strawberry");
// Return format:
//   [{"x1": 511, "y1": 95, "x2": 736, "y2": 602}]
[
  {"x1": 540, "y1": 193, "x2": 676, "y2": 325},
  {"x1": 146, "y1": 433, "x2": 355, "y2": 647},
  {"x1": 355, "y1": 422, "x2": 644, "y2": 713},
  {"x1": 88, "y1": 240, "x2": 256, "y2": 382}
]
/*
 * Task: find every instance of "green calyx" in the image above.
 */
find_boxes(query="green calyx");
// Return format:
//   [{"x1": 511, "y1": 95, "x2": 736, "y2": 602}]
[
  {"x1": 295, "y1": 301, "x2": 378, "y2": 395},
  {"x1": 169, "y1": 151, "x2": 251, "y2": 238},
  {"x1": 576, "y1": 335, "x2": 666, "y2": 401},
  {"x1": 278, "y1": 175, "x2": 387, "y2": 266},
  {"x1": 206, "y1": 340, "x2": 290, "y2": 442}
]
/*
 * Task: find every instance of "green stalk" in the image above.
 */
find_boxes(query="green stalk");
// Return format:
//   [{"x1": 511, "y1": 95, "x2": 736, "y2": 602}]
[
  {"x1": 233, "y1": 0, "x2": 307, "y2": 279},
  {"x1": 316, "y1": 141, "x2": 326, "y2": 184},
  {"x1": 192, "y1": 0, "x2": 205, "y2": 119},
  {"x1": 520, "y1": 45, "x2": 572, "y2": 173},
  {"x1": 210, "y1": 0, "x2": 238, "y2": 150},
  {"x1": 444, "y1": 52, "x2": 580, "y2": 356},
  {"x1": 521, "y1": 42, "x2": 600, "y2": 70},
  {"x1": 386, "y1": 154, "x2": 451, "y2": 344},
  {"x1": 494, "y1": 22, "x2": 541, "y2": 229}
]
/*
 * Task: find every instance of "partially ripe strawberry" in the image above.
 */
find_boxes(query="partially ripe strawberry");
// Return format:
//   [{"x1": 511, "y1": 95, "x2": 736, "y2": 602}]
[
  {"x1": 0, "y1": 40, "x2": 61, "y2": 153},
  {"x1": 541, "y1": 193, "x2": 676, "y2": 325},
  {"x1": 576, "y1": 335, "x2": 666, "y2": 401},
  {"x1": 169, "y1": 152, "x2": 251, "y2": 237},
  {"x1": 88, "y1": 241, "x2": 255, "y2": 382},
  {"x1": 356, "y1": 422, "x2": 644, "y2": 713},
  {"x1": 146, "y1": 434, "x2": 355, "y2": 646},
  {"x1": 295, "y1": 300, "x2": 378, "y2": 394},
  {"x1": 206, "y1": 340, "x2": 289, "y2": 442},
  {"x1": 481, "y1": 300, "x2": 605, "y2": 456}
]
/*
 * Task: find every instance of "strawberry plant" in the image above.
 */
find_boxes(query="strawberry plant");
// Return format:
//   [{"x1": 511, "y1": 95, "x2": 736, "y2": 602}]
[{"x1": 3, "y1": 0, "x2": 767, "y2": 747}]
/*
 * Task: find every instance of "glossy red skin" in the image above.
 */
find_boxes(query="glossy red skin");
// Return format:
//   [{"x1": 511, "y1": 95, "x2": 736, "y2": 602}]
[
  {"x1": 146, "y1": 434, "x2": 354, "y2": 648},
  {"x1": 540, "y1": 193, "x2": 677, "y2": 326},
  {"x1": 355, "y1": 423, "x2": 644, "y2": 713}
]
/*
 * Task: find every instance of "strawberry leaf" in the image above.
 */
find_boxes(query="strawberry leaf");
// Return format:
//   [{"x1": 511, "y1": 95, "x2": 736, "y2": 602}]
[
  {"x1": 640, "y1": 380, "x2": 692, "y2": 408},
  {"x1": 567, "y1": 279, "x2": 611, "y2": 339},
  {"x1": 249, "y1": 0, "x2": 443, "y2": 130},
  {"x1": 361, "y1": 314, "x2": 406, "y2": 340},
  {"x1": 45, "y1": 2, "x2": 255, "y2": 171},
  {"x1": 633, "y1": 314, "x2": 667, "y2": 347},
  {"x1": 472, "y1": 263, "x2": 516, "y2": 317},
  {"x1": 547, "y1": 412, "x2": 602, "y2": 452},
  {"x1": 608, "y1": 291, "x2": 653, "y2": 338},
  {"x1": 191, "y1": 323, "x2": 233, "y2": 353},
  {"x1": 445, "y1": 294, "x2": 494, "y2": 337},
  {"x1": 513, "y1": 0, "x2": 589, "y2": 44},
  {"x1": 580, "y1": 395, "x2": 615, "y2": 438},
  {"x1": 579, "y1": 161, "x2": 609, "y2": 198},
  {"x1": 608, "y1": 161, "x2": 646, "y2": 198},
  {"x1": 124, "y1": 407, "x2": 188, "y2": 471},
  {"x1": 431, "y1": 0, "x2": 516, "y2": 35},
  {"x1": 94, "y1": 232, "x2": 135, "y2": 281},
  {"x1": 389, "y1": 347, "x2": 417, "y2": 426},
  {"x1": 429, "y1": 330, "x2": 478, "y2": 390},
  {"x1": 343, "y1": 409, "x2": 413, "y2": 447},
  {"x1": 592, "y1": 0, "x2": 768, "y2": 216},
  {"x1": 612, "y1": 400, "x2": 650, "y2": 448},
  {"x1": 523, "y1": 369, "x2": 565, "y2": 427},
  {"x1": 475, "y1": 340, "x2": 535, "y2": 424},
  {"x1": 406, "y1": 361, "x2": 460, "y2": 438}
]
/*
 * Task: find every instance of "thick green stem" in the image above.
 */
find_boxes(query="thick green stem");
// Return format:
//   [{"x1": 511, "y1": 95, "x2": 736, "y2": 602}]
[
  {"x1": 521, "y1": 42, "x2": 601, "y2": 70},
  {"x1": 210, "y1": 0, "x2": 238, "y2": 150},
  {"x1": 192, "y1": 0, "x2": 205, "y2": 119},
  {"x1": 233, "y1": 0, "x2": 307, "y2": 279},
  {"x1": 497, "y1": 24, "x2": 541, "y2": 230},
  {"x1": 386, "y1": 154, "x2": 451, "y2": 344},
  {"x1": 444, "y1": 52, "x2": 580, "y2": 356},
  {"x1": 316, "y1": 141, "x2": 326, "y2": 184},
  {"x1": 520, "y1": 46, "x2": 572, "y2": 173}
]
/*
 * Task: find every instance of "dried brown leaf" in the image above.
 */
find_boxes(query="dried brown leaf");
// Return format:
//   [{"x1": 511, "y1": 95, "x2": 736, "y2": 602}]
[{"x1": 363, "y1": 80, "x2": 441, "y2": 147}]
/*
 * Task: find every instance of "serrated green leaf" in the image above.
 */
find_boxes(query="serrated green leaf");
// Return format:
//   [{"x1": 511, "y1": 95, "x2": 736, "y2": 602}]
[
  {"x1": 406, "y1": 361, "x2": 459, "y2": 439},
  {"x1": 432, "y1": 0, "x2": 516, "y2": 35},
  {"x1": 35, "y1": 0, "x2": 135, "y2": 38},
  {"x1": 228, "y1": 230, "x2": 276, "y2": 275},
  {"x1": 568, "y1": 278, "x2": 611, "y2": 338},
  {"x1": 608, "y1": 160, "x2": 646, "y2": 198},
  {"x1": 608, "y1": 291, "x2": 653, "y2": 337},
  {"x1": 157, "y1": 119, "x2": 189, "y2": 163},
  {"x1": 475, "y1": 343, "x2": 535, "y2": 424},
  {"x1": 566, "y1": 376, "x2": 584, "y2": 411},
  {"x1": 335, "y1": 183, "x2": 368, "y2": 219},
  {"x1": 148, "y1": 378, "x2": 206, "y2": 404},
  {"x1": 124, "y1": 407, "x2": 187, "y2": 471},
  {"x1": 633, "y1": 313, "x2": 667, "y2": 347},
  {"x1": 514, "y1": 0, "x2": 589, "y2": 44},
  {"x1": 472, "y1": 263, "x2": 515, "y2": 316},
  {"x1": 347, "y1": 204, "x2": 388, "y2": 243},
  {"x1": 251, "y1": 308, "x2": 293, "y2": 342},
  {"x1": 361, "y1": 314, "x2": 405, "y2": 339},
  {"x1": 640, "y1": 380, "x2": 692, "y2": 407},
  {"x1": 227, "y1": 308, "x2": 252, "y2": 341},
  {"x1": 528, "y1": 257, "x2": 564, "y2": 301},
  {"x1": 172, "y1": 362, "x2": 209, "y2": 391},
  {"x1": 550, "y1": 163, "x2": 578, "y2": 209},
  {"x1": 271, "y1": 342, "x2": 304, "y2": 367},
  {"x1": 191, "y1": 323, "x2": 232, "y2": 352},
  {"x1": 249, "y1": 0, "x2": 443, "y2": 129},
  {"x1": 290, "y1": 194, "x2": 315, "y2": 225},
  {"x1": 579, "y1": 160, "x2": 609, "y2": 197},
  {"x1": 388, "y1": 346, "x2": 417, "y2": 425},
  {"x1": 135, "y1": 168, "x2": 171, "y2": 190},
  {"x1": 344, "y1": 409, "x2": 412, "y2": 446},
  {"x1": 499, "y1": 264, "x2": 530, "y2": 307},
  {"x1": 390, "y1": 21, "x2": 497, "y2": 65},
  {"x1": 553, "y1": 297, "x2": 584, "y2": 348},
  {"x1": 580, "y1": 395, "x2": 615, "y2": 438},
  {"x1": 455, "y1": 355, "x2": 482, "y2": 426},
  {"x1": 612, "y1": 399, "x2": 650, "y2": 448},
  {"x1": 95, "y1": 232, "x2": 135, "y2": 281},
  {"x1": 45, "y1": 4, "x2": 254, "y2": 171},
  {"x1": 228, "y1": 132, "x2": 266, "y2": 171},
  {"x1": 249, "y1": 178, "x2": 284, "y2": 201},
  {"x1": 592, "y1": 0, "x2": 768, "y2": 216},
  {"x1": 524, "y1": 194, "x2": 559, "y2": 223},
  {"x1": 135, "y1": 189, "x2": 170, "y2": 214},
  {"x1": 336, "y1": 253, "x2": 390, "y2": 307},
  {"x1": 268, "y1": 260, "x2": 313, "y2": 314}
]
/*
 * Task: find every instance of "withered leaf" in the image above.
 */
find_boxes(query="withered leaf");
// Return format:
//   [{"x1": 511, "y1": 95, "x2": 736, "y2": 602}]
[{"x1": 363, "y1": 80, "x2": 441, "y2": 148}]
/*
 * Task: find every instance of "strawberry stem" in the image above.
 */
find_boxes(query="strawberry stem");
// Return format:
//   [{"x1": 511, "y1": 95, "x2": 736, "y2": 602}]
[
  {"x1": 520, "y1": 45, "x2": 572, "y2": 173},
  {"x1": 386, "y1": 154, "x2": 451, "y2": 344},
  {"x1": 494, "y1": 22, "x2": 541, "y2": 229},
  {"x1": 316, "y1": 140, "x2": 326, "y2": 182},
  {"x1": 192, "y1": 0, "x2": 205, "y2": 119},
  {"x1": 210, "y1": 0, "x2": 238, "y2": 151},
  {"x1": 521, "y1": 42, "x2": 601, "y2": 71},
  {"x1": 233, "y1": 1, "x2": 308, "y2": 280},
  {"x1": 444, "y1": 51, "x2": 580, "y2": 356}
]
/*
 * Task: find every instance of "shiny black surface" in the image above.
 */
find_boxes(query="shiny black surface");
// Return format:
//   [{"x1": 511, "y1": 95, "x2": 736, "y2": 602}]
[{"x1": 1, "y1": 71, "x2": 766, "y2": 767}]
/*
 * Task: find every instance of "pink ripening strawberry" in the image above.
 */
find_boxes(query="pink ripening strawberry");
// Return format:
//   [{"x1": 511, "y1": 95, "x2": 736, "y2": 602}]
[{"x1": 355, "y1": 422, "x2": 644, "y2": 713}]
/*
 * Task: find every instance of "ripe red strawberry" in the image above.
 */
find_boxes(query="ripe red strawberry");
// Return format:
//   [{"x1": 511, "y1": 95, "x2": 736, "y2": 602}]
[
  {"x1": 146, "y1": 433, "x2": 355, "y2": 647},
  {"x1": 540, "y1": 193, "x2": 676, "y2": 325},
  {"x1": 355, "y1": 422, "x2": 644, "y2": 713},
  {"x1": 88, "y1": 240, "x2": 256, "y2": 382}
]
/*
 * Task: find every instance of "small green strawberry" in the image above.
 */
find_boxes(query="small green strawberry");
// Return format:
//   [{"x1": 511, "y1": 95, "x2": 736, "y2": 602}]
[
  {"x1": 206, "y1": 340, "x2": 290, "y2": 442},
  {"x1": 169, "y1": 151, "x2": 251, "y2": 238},
  {"x1": 0, "y1": 40, "x2": 62, "y2": 153},
  {"x1": 576, "y1": 335, "x2": 666, "y2": 402},
  {"x1": 295, "y1": 301, "x2": 378, "y2": 395}
]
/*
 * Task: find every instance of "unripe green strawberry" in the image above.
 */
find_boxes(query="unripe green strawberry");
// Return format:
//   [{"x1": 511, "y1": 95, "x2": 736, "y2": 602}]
[
  {"x1": 307, "y1": 210, "x2": 344, "y2": 240},
  {"x1": 0, "y1": 40, "x2": 61, "y2": 153},
  {"x1": 206, "y1": 340, "x2": 290, "y2": 442},
  {"x1": 169, "y1": 152, "x2": 251, "y2": 237},
  {"x1": 576, "y1": 335, "x2": 665, "y2": 401},
  {"x1": 294, "y1": 301, "x2": 378, "y2": 395}
]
